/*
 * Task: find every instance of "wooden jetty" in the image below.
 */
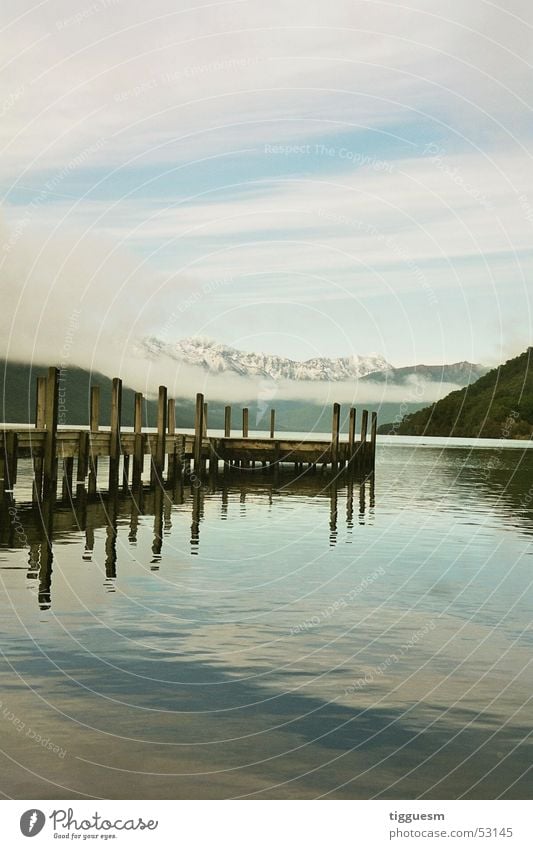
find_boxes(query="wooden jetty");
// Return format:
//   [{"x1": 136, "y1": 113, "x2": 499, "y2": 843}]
[{"x1": 0, "y1": 367, "x2": 377, "y2": 502}]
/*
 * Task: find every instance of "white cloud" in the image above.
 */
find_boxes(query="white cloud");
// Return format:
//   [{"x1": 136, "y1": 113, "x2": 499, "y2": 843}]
[
  {"x1": 1, "y1": 0, "x2": 532, "y2": 178},
  {"x1": 1, "y1": 0, "x2": 532, "y2": 371}
]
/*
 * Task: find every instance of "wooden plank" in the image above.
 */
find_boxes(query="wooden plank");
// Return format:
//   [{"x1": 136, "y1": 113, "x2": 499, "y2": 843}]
[
  {"x1": 193, "y1": 393, "x2": 204, "y2": 475},
  {"x1": 108, "y1": 377, "x2": 122, "y2": 491},
  {"x1": 270, "y1": 409, "x2": 275, "y2": 439},
  {"x1": 224, "y1": 405, "x2": 231, "y2": 438},
  {"x1": 242, "y1": 407, "x2": 249, "y2": 438},
  {"x1": 43, "y1": 367, "x2": 59, "y2": 498}
]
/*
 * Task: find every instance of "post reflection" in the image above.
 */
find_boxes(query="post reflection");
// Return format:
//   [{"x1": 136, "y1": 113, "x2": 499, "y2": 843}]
[{"x1": 0, "y1": 469, "x2": 376, "y2": 608}]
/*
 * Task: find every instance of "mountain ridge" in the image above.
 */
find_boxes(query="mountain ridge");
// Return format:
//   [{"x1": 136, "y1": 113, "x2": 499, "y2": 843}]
[{"x1": 140, "y1": 336, "x2": 487, "y2": 385}]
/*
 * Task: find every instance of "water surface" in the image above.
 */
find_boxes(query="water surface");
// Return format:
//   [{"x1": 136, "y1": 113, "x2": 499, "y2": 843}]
[{"x1": 0, "y1": 439, "x2": 532, "y2": 799}]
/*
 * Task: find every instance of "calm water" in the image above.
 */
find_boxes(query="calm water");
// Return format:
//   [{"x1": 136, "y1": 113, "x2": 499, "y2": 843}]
[{"x1": 0, "y1": 439, "x2": 532, "y2": 799}]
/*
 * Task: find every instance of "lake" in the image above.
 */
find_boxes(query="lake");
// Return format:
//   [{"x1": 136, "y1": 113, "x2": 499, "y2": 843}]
[{"x1": 0, "y1": 437, "x2": 532, "y2": 799}]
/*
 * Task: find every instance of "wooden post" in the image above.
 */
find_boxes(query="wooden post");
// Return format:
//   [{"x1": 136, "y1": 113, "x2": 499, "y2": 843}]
[
  {"x1": 203, "y1": 402, "x2": 208, "y2": 437},
  {"x1": 360, "y1": 409, "x2": 369, "y2": 474},
  {"x1": 0, "y1": 448, "x2": 5, "y2": 501},
  {"x1": 167, "y1": 398, "x2": 176, "y2": 484},
  {"x1": 348, "y1": 407, "x2": 356, "y2": 466},
  {"x1": 370, "y1": 411, "x2": 378, "y2": 471},
  {"x1": 151, "y1": 385, "x2": 167, "y2": 486},
  {"x1": 90, "y1": 385, "x2": 100, "y2": 433},
  {"x1": 35, "y1": 377, "x2": 46, "y2": 428},
  {"x1": 61, "y1": 456, "x2": 74, "y2": 500},
  {"x1": 122, "y1": 454, "x2": 130, "y2": 489},
  {"x1": 242, "y1": 407, "x2": 249, "y2": 438},
  {"x1": 173, "y1": 434, "x2": 185, "y2": 493},
  {"x1": 348, "y1": 407, "x2": 356, "y2": 450},
  {"x1": 270, "y1": 409, "x2": 275, "y2": 439},
  {"x1": 193, "y1": 392, "x2": 204, "y2": 475},
  {"x1": 224, "y1": 405, "x2": 231, "y2": 437},
  {"x1": 132, "y1": 392, "x2": 143, "y2": 487},
  {"x1": 43, "y1": 367, "x2": 59, "y2": 498},
  {"x1": 4, "y1": 431, "x2": 18, "y2": 494},
  {"x1": 273, "y1": 439, "x2": 280, "y2": 483},
  {"x1": 331, "y1": 402, "x2": 340, "y2": 467},
  {"x1": 108, "y1": 378, "x2": 122, "y2": 491},
  {"x1": 32, "y1": 376, "x2": 47, "y2": 502},
  {"x1": 77, "y1": 431, "x2": 89, "y2": 492},
  {"x1": 209, "y1": 440, "x2": 218, "y2": 483},
  {"x1": 88, "y1": 385, "x2": 100, "y2": 497}
]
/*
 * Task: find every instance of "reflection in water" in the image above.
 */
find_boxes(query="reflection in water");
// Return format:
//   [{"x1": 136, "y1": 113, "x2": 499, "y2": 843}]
[
  {"x1": 2, "y1": 446, "x2": 532, "y2": 800},
  {"x1": 0, "y1": 470, "x2": 374, "y2": 609},
  {"x1": 0, "y1": 448, "x2": 533, "y2": 799},
  {"x1": 104, "y1": 494, "x2": 117, "y2": 588},
  {"x1": 151, "y1": 485, "x2": 164, "y2": 569}
]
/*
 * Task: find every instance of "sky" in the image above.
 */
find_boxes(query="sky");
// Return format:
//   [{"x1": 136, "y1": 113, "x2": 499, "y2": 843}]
[{"x1": 1, "y1": 0, "x2": 532, "y2": 388}]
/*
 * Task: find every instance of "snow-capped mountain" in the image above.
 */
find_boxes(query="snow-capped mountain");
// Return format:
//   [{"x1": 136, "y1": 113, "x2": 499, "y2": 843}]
[
  {"x1": 141, "y1": 336, "x2": 393, "y2": 381},
  {"x1": 139, "y1": 336, "x2": 488, "y2": 387}
]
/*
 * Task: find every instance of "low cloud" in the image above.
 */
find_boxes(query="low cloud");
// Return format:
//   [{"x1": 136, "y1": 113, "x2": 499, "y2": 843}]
[{"x1": 0, "y1": 213, "x2": 480, "y2": 408}]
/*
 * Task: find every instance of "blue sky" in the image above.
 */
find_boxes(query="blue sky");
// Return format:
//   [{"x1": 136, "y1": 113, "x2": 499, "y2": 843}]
[{"x1": 1, "y1": 0, "x2": 532, "y2": 379}]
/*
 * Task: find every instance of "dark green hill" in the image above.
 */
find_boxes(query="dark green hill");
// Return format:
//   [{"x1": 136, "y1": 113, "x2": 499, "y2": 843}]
[
  {"x1": 384, "y1": 348, "x2": 533, "y2": 438},
  {"x1": 0, "y1": 361, "x2": 158, "y2": 427}
]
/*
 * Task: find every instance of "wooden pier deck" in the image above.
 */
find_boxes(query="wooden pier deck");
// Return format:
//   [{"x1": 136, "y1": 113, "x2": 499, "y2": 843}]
[{"x1": 0, "y1": 367, "x2": 377, "y2": 502}]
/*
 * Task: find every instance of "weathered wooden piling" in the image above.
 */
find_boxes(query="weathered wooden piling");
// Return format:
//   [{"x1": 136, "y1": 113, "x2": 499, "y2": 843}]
[
  {"x1": 331, "y1": 403, "x2": 340, "y2": 467},
  {"x1": 151, "y1": 385, "x2": 167, "y2": 486},
  {"x1": 35, "y1": 377, "x2": 46, "y2": 429},
  {"x1": 359, "y1": 409, "x2": 368, "y2": 473},
  {"x1": 174, "y1": 434, "x2": 185, "y2": 487},
  {"x1": 4, "y1": 431, "x2": 18, "y2": 494},
  {"x1": 132, "y1": 391, "x2": 143, "y2": 488},
  {"x1": 88, "y1": 385, "x2": 100, "y2": 497},
  {"x1": 203, "y1": 402, "x2": 208, "y2": 438},
  {"x1": 167, "y1": 398, "x2": 176, "y2": 483},
  {"x1": 61, "y1": 456, "x2": 74, "y2": 500},
  {"x1": 370, "y1": 411, "x2": 378, "y2": 472},
  {"x1": 77, "y1": 431, "x2": 89, "y2": 494},
  {"x1": 242, "y1": 407, "x2": 249, "y2": 438},
  {"x1": 43, "y1": 367, "x2": 60, "y2": 498},
  {"x1": 193, "y1": 392, "x2": 204, "y2": 475},
  {"x1": 270, "y1": 409, "x2": 275, "y2": 439},
  {"x1": 108, "y1": 378, "x2": 122, "y2": 491},
  {"x1": 224, "y1": 405, "x2": 231, "y2": 438},
  {"x1": 348, "y1": 407, "x2": 356, "y2": 460},
  {"x1": 32, "y1": 377, "x2": 47, "y2": 502}
]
